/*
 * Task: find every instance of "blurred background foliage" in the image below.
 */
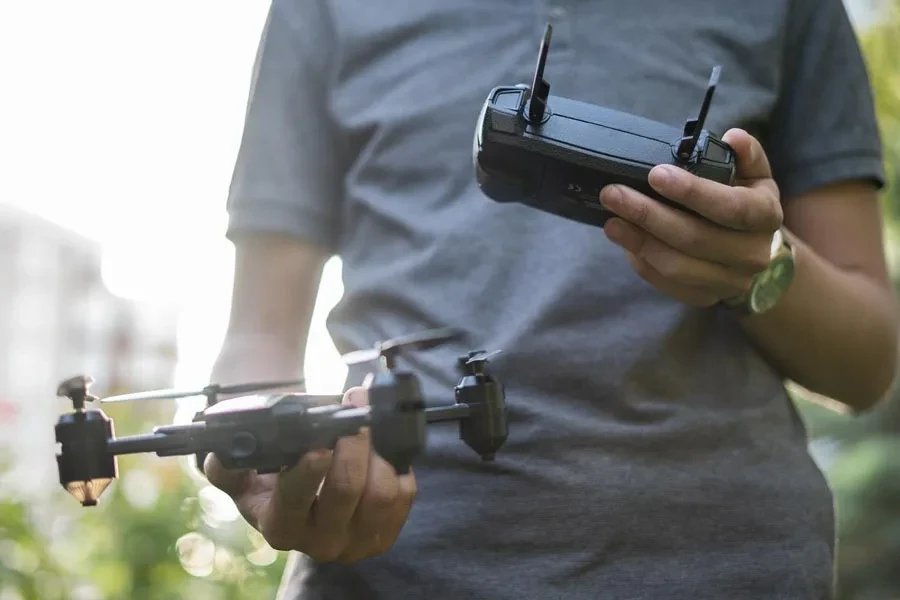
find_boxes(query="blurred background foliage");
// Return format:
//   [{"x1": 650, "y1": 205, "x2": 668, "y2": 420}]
[
  {"x1": 0, "y1": 398, "x2": 287, "y2": 599},
  {"x1": 789, "y1": 4, "x2": 900, "y2": 599},
  {"x1": 1, "y1": 3, "x2": 900, "y2": 600}
]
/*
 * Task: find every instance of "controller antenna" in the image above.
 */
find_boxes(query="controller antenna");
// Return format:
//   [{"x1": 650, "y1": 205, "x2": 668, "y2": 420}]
[
  {"x1": 676, "y1": 65, "x2": 721, "y2": 160},
  {"x1": 526, "y1": 23, "x2": 553, "y2": 124}
]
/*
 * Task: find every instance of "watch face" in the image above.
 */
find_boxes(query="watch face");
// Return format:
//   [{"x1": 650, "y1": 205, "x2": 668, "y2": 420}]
[{"x1": 749, "y1": 256, "x2": 795, "y2": 314}]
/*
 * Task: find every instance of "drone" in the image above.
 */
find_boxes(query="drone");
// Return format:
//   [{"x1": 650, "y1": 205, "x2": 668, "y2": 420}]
[{"x1": 53, "y1": 327, "x2": 508, "y2": 507}]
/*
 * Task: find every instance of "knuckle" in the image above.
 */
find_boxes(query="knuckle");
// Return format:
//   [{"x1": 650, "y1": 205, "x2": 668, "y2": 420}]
[
  {"x1": 373, "y1": 534, "x2": 396, "y2": 557},
  {"x1": 679, "y1": 173, "x2": 696, "y2": 199},
  {"x1": 307, "y1": 542, "x2": 345, "y2": 563},
  {"x1": 632, "y1": 257, "x2": 656, "y2": 280},
  {"x1": 677, "y1": 290, "x2": 712, "y2": 308},
  {"x1": 368, "y1": 486, "x2": 401, "y2": 510},
  {"x1": 625, "y1": 251, "x2": 656, "y2": 282},
  {"x1": 328, "y1": 459, "x2": 367, "y2": 500},
  {"x1": 732, "y1": 274, "x2": 755, "y2": 295},
  {"x1": 698, "y1": 294, "x2": 721, "y2": 308},
  {"x1": 768, "y1": 192, "x2": 784, "y2": 229},
  {"x1": 652, "y1": 254, "x2": 682, "y2": 280},
  {"x1": 630, "y1": 199, "x2": 652, "y2": 228},
  {"x1": 262, "y1": 525, "x2": 302, "y2": 552},
  {"x1": 405, "y1": 480, "x2": 418, "y2": 501},
  {"x1": 727, "y1": 191, "x2": 755, "y2": 230},
  {"x1": 746, "y1": 250, "x2": 770, "y2": 273},
  {"x1": 266, "y1": 534, "x2": 294, "y2": 553},
  {"x1": 679, "y1": 227, "x2": 706, "y2": 255}
]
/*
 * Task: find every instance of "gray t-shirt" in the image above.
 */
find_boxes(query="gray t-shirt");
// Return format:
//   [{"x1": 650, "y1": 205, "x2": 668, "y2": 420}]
[{"x1": 226, "y1": 1, "x2": 886, "y2": 598}]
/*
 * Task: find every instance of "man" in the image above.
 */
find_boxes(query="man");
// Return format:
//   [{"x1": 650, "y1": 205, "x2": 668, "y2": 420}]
[{"x1": 206, "y1": 0, "x2": 898, "y2": 598}]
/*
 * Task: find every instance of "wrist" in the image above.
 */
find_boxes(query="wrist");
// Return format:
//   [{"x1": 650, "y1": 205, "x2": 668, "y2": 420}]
[
  {"x1": 211, "y1": 337, "x2": 306, "y2": 391},
  {"x1": 721, "y1": 227, "x2": 796, "y2": 316}
]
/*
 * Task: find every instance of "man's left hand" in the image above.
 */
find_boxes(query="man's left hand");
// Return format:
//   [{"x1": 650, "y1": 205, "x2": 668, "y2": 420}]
[{"x1": 600, "y1": 128, "x2": 782, "y2": 308}]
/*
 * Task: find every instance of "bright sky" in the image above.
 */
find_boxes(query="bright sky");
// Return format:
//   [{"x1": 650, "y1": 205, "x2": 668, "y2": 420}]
[{"x1": 0, "y1": 0, "x2": 348, "y2": 395}]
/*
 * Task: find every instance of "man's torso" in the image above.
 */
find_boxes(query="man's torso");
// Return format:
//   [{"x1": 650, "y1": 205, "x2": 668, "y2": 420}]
[{"x1": 281, "y1": 1, "x2": 835, "y2": 598}]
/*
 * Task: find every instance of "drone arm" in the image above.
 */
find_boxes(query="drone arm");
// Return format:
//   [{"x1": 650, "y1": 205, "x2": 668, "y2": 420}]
[
  {"x1": 287, "y1": 405, "x2": 372, "y2": 449},
  {"x1": 105, "y1": 423, "x2": 205, "y2": 457},
  {"x1": 424, "y1": 403, "x2": 472, "y2": 423}
]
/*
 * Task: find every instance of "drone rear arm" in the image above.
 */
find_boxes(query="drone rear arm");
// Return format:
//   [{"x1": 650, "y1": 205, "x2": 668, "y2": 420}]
[
  {"x1": 424, "y1": 403, "x2": 472, "y2": 423},
  {"x1": 105, "y1": 422, "x2": 207, "y2": 457}
]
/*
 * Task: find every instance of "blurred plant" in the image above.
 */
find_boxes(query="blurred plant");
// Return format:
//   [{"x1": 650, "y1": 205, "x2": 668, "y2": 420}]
[
  {"x1": 0, "y1": 453, "x2": 70, "y2": 600},
  {"x1": 828, "y1": 435, "x2": 900, "y2": 599},
  {"x1": 784, "y1": 4, "x2": 900, "y2": 599},
  {"x1": 859, "y1": 1, "x2": 900, "y2": 230},
  {"x1": 0, "y1": 399, "x2": 287, "y2": 600},
  {"x1": 46, "y1": 453, "x2": 287, "y2": 600},
  {"x1": 793, "y1": 6, "x2": 900, "y2": 598}
]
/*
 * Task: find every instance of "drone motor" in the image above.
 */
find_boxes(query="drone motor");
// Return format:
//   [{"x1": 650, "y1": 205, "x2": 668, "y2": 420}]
[{"x1": 54, "y1": 376, "x2": 117, "y2": 507}]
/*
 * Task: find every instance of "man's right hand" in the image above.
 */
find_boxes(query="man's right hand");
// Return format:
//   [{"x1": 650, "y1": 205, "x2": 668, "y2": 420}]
[{"x1": 204, "y1": 386, "x2": 418, "y2": 563}]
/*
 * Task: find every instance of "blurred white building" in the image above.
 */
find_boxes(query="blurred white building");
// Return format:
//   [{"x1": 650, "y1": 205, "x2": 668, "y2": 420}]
[
  {"x1": 845, "y1": 0, "x2": 891, "y2": 30},
  {"x1": 0, "y1": 202, "x2": 180, "y2": 498}
]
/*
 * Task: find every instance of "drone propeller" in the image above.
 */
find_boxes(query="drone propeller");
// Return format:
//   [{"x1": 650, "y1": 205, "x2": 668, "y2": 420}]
[
  {"x1": 466, "y1": 349, "x2": 502, "y2": 365},
  {"x1": 56, "y1": 375, "x2": 99, "y2": 410},
  {"x1": 341, "y1": 327, "x2": 466, "y2": 368},
  {"x1": 100, "y1": 378, "x2": 306, "y2": 404}
]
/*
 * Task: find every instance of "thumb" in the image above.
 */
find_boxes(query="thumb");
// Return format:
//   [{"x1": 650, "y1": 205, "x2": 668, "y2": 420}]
[
  {"x1": 342, "y1": 385, "x2": 369, "y2": 408},
  {"x1": 272, "y1": 447, "x2": 334, "y2": 514},
  {"x1": 722, "y1": 128, "x2": 772, "y2": 182},
  {"x1": 204, "y1": 452, "x2": 252, "y2": 499},
  {"x1": 272, "y1": 387, "x2": 368, "y2": 509}
]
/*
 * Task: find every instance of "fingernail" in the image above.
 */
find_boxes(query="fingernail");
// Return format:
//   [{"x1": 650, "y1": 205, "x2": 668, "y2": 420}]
[
  {"x1": 343, "y1": 387, "x2": 369, "y2": 408},
  {"x1": 599, "y1": 185, "x2": 621, "y2": 209},
  {"x1": 651, "y1": 165, "x2": 673, "y2": 186}
]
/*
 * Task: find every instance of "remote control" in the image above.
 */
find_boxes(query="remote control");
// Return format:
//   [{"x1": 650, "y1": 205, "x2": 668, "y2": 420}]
[{"x1": 473, "y1": 23, "x2": 737, "y2": 229}]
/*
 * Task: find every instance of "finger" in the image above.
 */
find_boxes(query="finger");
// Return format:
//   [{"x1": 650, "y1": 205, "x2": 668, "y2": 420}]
[
  {"x1": 644, "y1": 164, "x2": 781, "y2": 233},
  {"x1": 382, "y1": 468, "x2": 418, "y2": 548},
  {"x1": 722, "y1": 128, "x2": 773, "y2": 182},
  {"x1": 204, "y1": 453, "x2": 262, "y2": 528},
  {"x1": 337, "y1": 452, "x2": 402, "y2": 563},
  {"x1": 600, "y1": 186, "x2": 772, "y2": 273},
  {"x1": 623, "y1": 251, "x2": 724, "y2": 308},
  {"x1": 256, "y1": 448, "x2": 334, "y2": 551},
  {"x1": 606, "y1": 219, "x2": 753, "y2": 298},
  {"x1": 204, "y1": 453, "x2": 253, "y2": 499},
  {"x1": 309, "y1": 387, "x2": 372, "y2": 537},
  {"x1": 340, "y1": 463, "x2": 417, "y2": 564},
  {"x1": 273, "y1": 449, "x2": 334, "y2": 515}
]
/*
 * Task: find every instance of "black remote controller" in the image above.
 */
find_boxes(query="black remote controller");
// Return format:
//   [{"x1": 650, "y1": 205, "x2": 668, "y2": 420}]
[{"x1": 473, "y1": 23, "x2": 737, "y2": 229}]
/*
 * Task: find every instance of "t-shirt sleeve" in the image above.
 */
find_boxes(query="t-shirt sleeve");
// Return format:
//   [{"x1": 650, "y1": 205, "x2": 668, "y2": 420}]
[
  {"x1": 225, "y1": 0, "x2": 344, "y2": 252},
  {"x1": 763, "y1": 0, "x2": 887, "y2": 202}
]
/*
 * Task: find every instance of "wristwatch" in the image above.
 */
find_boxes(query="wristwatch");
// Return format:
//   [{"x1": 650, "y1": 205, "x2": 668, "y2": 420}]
[{"x1": 723, "y1": 228, "x2": 795, "y2": 315}]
